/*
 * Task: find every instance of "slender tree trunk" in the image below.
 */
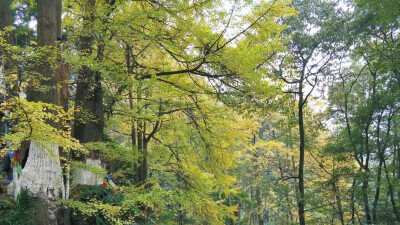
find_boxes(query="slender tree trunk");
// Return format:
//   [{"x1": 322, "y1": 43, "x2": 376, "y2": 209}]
[
  {"x1": 332, "y1": 158, "x2": 345, "y2": 225},
  {"x1": 238, "y1": 201, "x2": 243, "y2": 222},
  {"x1": 292, "y1": 155, "x2": 299, "y2": 223},
  {"x1": 362, "y1": 172, "x2": 371, "y2": 224},
  {"x1": 137, "y1": 119, "x2": 143, "y2": 181},
  {"x1": 383, "y1": 160, "x2": 400, "y2": 222},
  {"x1": 280, "y1": 162, "x2": 293, "y2": 223},
  {"x1": 136, "y1": 120, "x2": 148, "y2": 183},
  {"x1": 350, "y1": 176, "x2": 356, "y2": 225},
  {"x1": 298, "y1": 75, "x2": 306, "y2": 225},
  {"x1": 54, "y1": 3, "x2": 72, "y2": 224},
  {"x1": 128, "y1": 91, "x2": 139, "y2": 182},
  {"x1": 228, "y1": 194, "x2": 236, "y2": 225},
  {"x1": 372, "y1": 156, "x2": 383, "y2": 223},
  {"x1": 362, "y1": 123, "x2": 372, "y2": 224},
  {"x1": 142, "y1": 135, "x2": 148, "y2": 182},
  {"x1": 131, "y1": 87, "x2": 148, "y2": 184},
  {"x1": 334, "y1": 183, "x2": 345, "y2": 225},
  {"x1": 126, "y1": 45, "x2": 147, "y2": 184},
  {"x1": 397, "y1": 145, "x2": 400, "y2": 203},
  {"x1": 256, "y1": 187, "x2": 264, "y2": 225},
  {"x1": 372, "y1": 114, "x2": 384, "y2": 224}
]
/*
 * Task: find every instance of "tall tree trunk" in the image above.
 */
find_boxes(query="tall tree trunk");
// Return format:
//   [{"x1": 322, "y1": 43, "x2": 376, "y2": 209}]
[
  {"x1": 333, "y1": 182, "x2": 345, "y2": 225},
  {"x1": 362, "y1": 171, "x2": 371, "y2": 224},
  {"x1": 363, "y1": 124, "x2": 372, "y2": 224},
  {"x1": 280, "y1": 160, "x2": 293, "y2": 223},
  {"x1": 0, "y1": 0, "x2": 13, "y2": 56},
  {"x1": 128, "y1": 91, "x2": 140, "y2": 183},
  {"x1": 9, "y1": 1, "x2": 65, "y2": 224},
  {"x1": 372, "y1": 158, "x2": 382, "y2": 223},
  {"x1": 0, "y1": 0, "x2": 15, "y2": 140},
  {"x1": 0, "y1": 0, "x2": 12, "y2": 42},
  {"x1": 383, "y1": 160, "x2": 400, "y2": 222},
  {"x1": 0, "y1": 0, "x2": 18, "y2": 98},
  {"x1": 298, "y1": 74, "x2": 306, "y2": 225},
  {"x1": 373, "y1": 114, "x2": 384, "y2": 224},
  {"x1": 256, "y1": 187, "x2": 264, "y2": 225},
  {"x1": 136, "y1": 120, "x2": 148, "y2": 184},
  {"x1": 332, "y1": 158, "x2": 345, "y2": 225},
  {"x1": 72, "y1": 0, "x2": 117, "y2": 185},
  {"x1": 228, "y1": 194, "x2": 236, "y2": 225},
  {"x1": 350, "y1": 176, "x2": 356, "y2": 224},
  {"x1": 397, "y1": 145, "x2": 400, "y2": 204},
  {"x1": 292, "y1": 155, "x2": 299, "y2": 223},
  {"x1": 72, "y1": 0, "x2": 104, "y2": 185},
  {"x1": 130, "y1": 87, "x2": 148, "y2": 184}
]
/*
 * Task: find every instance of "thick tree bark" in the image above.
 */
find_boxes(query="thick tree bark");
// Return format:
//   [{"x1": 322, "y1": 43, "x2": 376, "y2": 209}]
[
  {"x1": 26, "y1": 1, "x2": 59, "y2": 104},
  {"x1": 11, "y1": 142, "x2": 65, "y2": 224},
  {"x1": 58, "y1": 64, "x2": 71, "y2": 111},
  {"x1": 72, "y1": 0, "x2": 104, "y2": 185},
  {"x1": 0, "y1": 0, "x2": 13, "y2": 40},
  {"x1": 0, "y1": 0, "x2": 18, "y2": 98},
  {"x1": 0, "y1": 0, "x2": 13, "y2": 54},
  {"x1": 8, "y1": 1, "x2": 65, "y2": 225}
]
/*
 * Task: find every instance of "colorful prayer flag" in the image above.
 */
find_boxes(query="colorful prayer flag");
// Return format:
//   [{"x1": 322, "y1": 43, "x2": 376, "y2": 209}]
[
  {"x1": 16, "y1": 162, "x2": 22, "y2": 177},
  {"x1": 7, "y1": 150, "x2": 13, "y2": 159}
]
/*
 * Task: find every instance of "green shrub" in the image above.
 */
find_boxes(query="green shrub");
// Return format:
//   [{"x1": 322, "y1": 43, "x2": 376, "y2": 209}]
[
  {"x1": 0, "y1": 189, "x2": 37, "y2": 225},
  {"x1": 69, "y1": 185, "x2": 126, "y2": 225}
]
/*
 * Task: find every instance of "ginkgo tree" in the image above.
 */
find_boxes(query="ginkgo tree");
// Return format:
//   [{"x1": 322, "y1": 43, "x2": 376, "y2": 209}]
[
  {"x1": 4, "y1": 0, "x2": 397, "y2": 224},
  {"x1": 1, "y1": 0, "x2": 298, "y2": 224}
]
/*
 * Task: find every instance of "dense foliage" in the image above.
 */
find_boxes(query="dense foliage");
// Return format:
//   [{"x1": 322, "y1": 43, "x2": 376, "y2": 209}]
[{"x1": 0, "y1": 0, "x2": 399, "y2": 224}]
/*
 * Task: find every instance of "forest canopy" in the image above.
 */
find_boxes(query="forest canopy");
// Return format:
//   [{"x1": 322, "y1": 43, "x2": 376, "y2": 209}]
[{"x1": 0, "y1": 0, "x2": 399, "y2": 224}]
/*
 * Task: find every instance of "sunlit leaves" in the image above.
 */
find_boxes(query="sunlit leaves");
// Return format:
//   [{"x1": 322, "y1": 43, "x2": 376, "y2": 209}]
[{"x1": 1, "y1": 97, "x2": 81, "y2": 153}]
